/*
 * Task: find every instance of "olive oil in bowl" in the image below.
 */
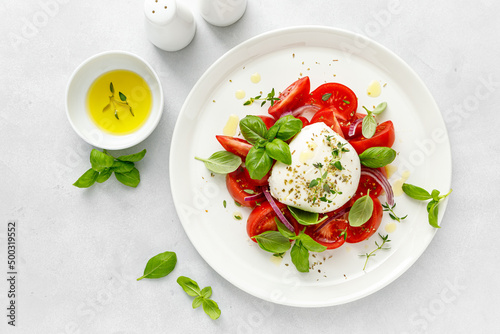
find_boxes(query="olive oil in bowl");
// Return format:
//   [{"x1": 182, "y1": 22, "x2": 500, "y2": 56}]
[{"x1": 86, "y1": 70, "x2": 152, "y2": 135}]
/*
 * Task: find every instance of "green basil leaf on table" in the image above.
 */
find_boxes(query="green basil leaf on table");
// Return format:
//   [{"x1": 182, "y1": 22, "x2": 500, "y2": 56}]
[
  {"x1": 117, "y1": 149, "x2": 147, "y2": 162},
  {"x1": 359, "y1": 147, "x2": 397, "y2": 168},
  {"x1": 192, "y1": 296, "x2": 203, "y2": 309},
  {"x1": 96, "y1": 168, "x2": 113, "y2": 183},
  {"x1": 115, "y1": 167, "x2": 141, "y2": 187},
  {"x1": 177, "y1": 276, "x2": 201, "y2": 297},
  {"x1": 90, "y1": 149, "x2": 114, "y2": 172},
  {"x1": 73, "y1": 168, "x2": 99, "y2": 188},
  {"x1": 348, "y1": 194, "x2": 374, "y2": 227},
  {"x1": 194, "y1": 151, "x2": 242, "y2": 174},
  {"x1": 265, "y1": 138, "x2": 292, "y2": 165},
  {"x1": 111, "y1": 160, "x2": 135, "y2": 173},
  {"x1": 137, "y1": 251, "x2": 177, "y2": 281},
  {"x1": 202, "y1": 299, "x2": 221, "y2": 320}
]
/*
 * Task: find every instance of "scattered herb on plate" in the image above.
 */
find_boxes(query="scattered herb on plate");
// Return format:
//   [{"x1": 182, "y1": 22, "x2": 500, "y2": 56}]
[
  {"x1": 361, "y1": 102, "x2": 387, "y2": 138},
  {"x1": 402, "y1": 183, "x2": 452, "y2": 228},
  {"x1": 360, "y1": 233, "x2": 391, "y2": 270}
]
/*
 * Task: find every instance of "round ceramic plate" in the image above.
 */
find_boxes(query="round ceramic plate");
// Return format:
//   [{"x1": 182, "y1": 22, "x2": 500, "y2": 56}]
[{"x1": 169, "y1": 26, "x2": 452, "y2": 307}]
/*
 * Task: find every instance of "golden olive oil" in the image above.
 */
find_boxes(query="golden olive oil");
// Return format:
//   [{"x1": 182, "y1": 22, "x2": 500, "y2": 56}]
[{"x1": 86, "y1": 70, "x2": 152, "y2": 135}]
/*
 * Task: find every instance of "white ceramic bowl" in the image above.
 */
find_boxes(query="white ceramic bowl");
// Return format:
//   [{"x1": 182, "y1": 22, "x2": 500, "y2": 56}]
[{"x1": 66, "y1": 51, "x2": 163, "y2": 150}]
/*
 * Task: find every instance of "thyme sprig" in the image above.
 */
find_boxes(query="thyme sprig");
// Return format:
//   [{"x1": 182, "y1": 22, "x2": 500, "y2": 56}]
[
  {"x1": 360, "y1": 233, "x2": 391, "y2": 270},
  {"x1": 103, "y1": 82, "x2": 134, "y2": 120},
  {"x1": 382, "y1": 202, "x2": 408, "y2": 222},
  {"x1": 243, "y1": 88, "x2": 280, "y2": 107}
]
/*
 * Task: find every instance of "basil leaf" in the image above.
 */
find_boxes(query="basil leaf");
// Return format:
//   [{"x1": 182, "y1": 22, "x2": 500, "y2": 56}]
[
  {"x1": 201, "y1": 286, "x2": 212, "y2": 299},
  {"x1": 111, "y1": 160, "x2": 135, "y2": 173},
  {"x1": 96, "y1": 168, "x2": 113, "y2": 183},
  {"x1": 359, "y1": 147, "x2": 397, "y2": 168},
  {"x1": 177, "y1": 276, "x2": 201, "y2": 297},
  {"x1": 298, "y1": 233, "x2": 327, "y2": 253},
  {"x1": 290, "y1": 240, "x2": 309, "y2": 273},
  {"x1": 192, "y1": 296, "x2": 203, "y2": 309},
  {"x1": 288, "y1": 206, "x2": 321, "y2": 226},
  {"x1": 137, "y1": 251, "x2": 177, "y2": 280},
  {"x1": 117, "y1": 149, "x2": 146, "y2": 162},
  {"x1": 239, "y1": 115, "x2": 268, "y2": 144},
  {"x1": 274, "y1": 217, "x2": 295, "y2": 239},
  {"x1": 371, "y1": 102, "x2": 387, "y2": 115},
  {"x1": 362, "y1": 114, "x2": 377, "y2": 139},
  {"x1": 348, "y1": 194, "x2": 374, "y2": 227},
  {"x1": 202, "y1": 299, "x2": 221, "y2": 320},
  {"x1": 265, "y1": 138, "x2": 292, "y2": 165},
  {"x1": 431, "y1": 189, "x2": 441, "y2": 201},
  {"x1": 428, "y1": 201, "x2": 441, "y2": 228},
  {"x1": 195, "y1": 151, "x2": 241, "y2": 174},
  {"x1": 115, "y1": 167, "x2": 140, "y2": 187},
  {"x1": 90, "y1": 149, "x2": 114, "y2": 172},
  {"x1": 267, "y1": 115, "x2": 303, "y2": 141},
  {"x1": 245, "y1": 146, "x2": 273, "y2": 180},
  {"x1": 253, "y1": 231, "x2": 291, "y2": 253},
  {"x1": 73, "y1": 168, "x2": 99, "y2": 188},
  {"x1": 402, "y1": 183, "x2": 432, "y2": 201}
]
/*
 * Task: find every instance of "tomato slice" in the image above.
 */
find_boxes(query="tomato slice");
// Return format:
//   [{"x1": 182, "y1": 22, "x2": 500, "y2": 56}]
[
  {"x1": 247, "y1": 201, "x2": 299, "y2": 241},
  {"x1": 305, "y1": 219, "x2": 348, "y2": 249},
  {"x1": 297, "y1": 116, "x2": 310, "y2": 128},
  {"x1": 346, "y1": 196, "x2": 383, "y2": 243},
  {"x1": 216, "y1": 135, "x2": 252, "y2": 159},
  {"x1": 356, "y1": 167, "x2": 387, "y2": 197},
  {"x1": 348, "y1": 120, "x2": 395, "y2": 155},
  {"x1": 310, "y1": 106, "x2": 345, "y2": 137},
  {"x1": 226, "y1": 167, "x2": 262, "y2": 207},
  {"x1": 307, "y1": 83, "x2": 358, "y2": 121},
  {"x1": 339, "y1": 113, "x2": 364, "y2": 138},
  {"x1": 243, "y1": 168, "x2": 270, "y2": 187},
  {"x1": 257, "y1": 115, "x2": 276, "y2": 130},
  {"x1": 268, "y1": 77, "x2": 310, "y2": 119}
]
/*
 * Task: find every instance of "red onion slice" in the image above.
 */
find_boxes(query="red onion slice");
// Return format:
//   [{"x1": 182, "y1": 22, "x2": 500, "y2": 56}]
[
  {"x1": 348, "y1": 117, "x2": 363, "y2": 137},
  {"x1": 360, "y1": 167, "x2": 394, "y2": 206},
  {"x1": 278, "y1": 111, "x2": 293, "y2": 118},
  {"x1": 244, "y1": 192, "x2": 264, "y2": 202},
  {"x1": 291, "y1": 105, "x2": 320, "y2": 118},
  {"x1": 263, "y1": 189, "x2": 295, "y2": 232}
]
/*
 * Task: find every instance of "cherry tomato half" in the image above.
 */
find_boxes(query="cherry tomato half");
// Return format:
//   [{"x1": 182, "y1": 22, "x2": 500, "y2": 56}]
[
  {"x1": 216, "y1": 135, "x2": 252, "y2": 159},
  {"x1": 346, "y1": 195, "x2": 383, "y2": 243},
  {"x1": 243, "y1": 168, "x2": 270, "y2": 187},
  {"x1": 310, "y1": 106, "x2": 345, "y2": 137},
  {"x1": 307, "y1": 83, "x2": 358, "y2": 121},
  {"x1": 257, "y1": 115, "x2": 276, "y2": 130},
  {"x1": 305, "y1": 219, "x2": 348, "y2": 249},
  {"x1": 268, "y1": 77, "x2": 310, "y2": 119},
  {"x1": 247, "y1": 201, "x2": 299, "y2": 241},
  {"x1": 297, "y1": 116, "x2": 310, "y2": 128},
  {"x1": 226, "y1": 167, "x2": 262, "y2": 207},
  {"x1": 348, "y1": 120, "x2": 395, "y2": 155}
]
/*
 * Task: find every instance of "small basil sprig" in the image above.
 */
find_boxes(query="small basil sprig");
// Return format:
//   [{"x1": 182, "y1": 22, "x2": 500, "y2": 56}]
[
  {"x1": 362, "y1": 102, "x2": 387, "y2": 138},
  {"x1": 195, "y1": 151, "x2": 242, "y2": 174},
  {"x1": 240, "y1": 115, "x2": 302, "y2": 180},
  {"x1": 348, "y1": 193, "x2": 374, "y2": 227},
  {"x1": 402, "y1": 183, "x2": 452, "y2": 228},
  {"x1": 73, "y1": 149, "x2": 146, "y2": 188},
  {"x1": 252, "y1": 219, "x2": 327, "y2": 273},
  {"x1": 359, "y1": 147, "x2": 396, "y2": 168},
  {"x1": 137, "y1": 251, "x2": 177, "y2": 281},
  {"x1": 177, "y1": 276, "x2": 221, "y2": 320}
]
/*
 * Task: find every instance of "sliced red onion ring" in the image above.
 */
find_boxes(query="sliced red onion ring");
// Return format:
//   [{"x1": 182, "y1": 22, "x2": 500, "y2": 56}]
[
  {"x1": 278, "y1": 111, "x2": 293, "y2": 119},
  {"x1": 348, "y1": 117, "x2": 363, "y2": 137},
  {"x1": 291, "y1": 105, "x2": 320, "y2": 118},
  {"x1": 263, "y1": 189, "x2": 295, "y2": 232},
  {"x1": 360, "y1": 167, "x2": 394, "y2": 206},
  {"x1": 244, "y1": 192, "x2": 264, "y2": 202}
]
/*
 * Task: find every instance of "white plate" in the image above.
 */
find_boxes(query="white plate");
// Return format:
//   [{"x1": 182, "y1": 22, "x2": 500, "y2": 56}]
[{"x1": 169, "y1": 26, "x2": 452, "y2": 307}]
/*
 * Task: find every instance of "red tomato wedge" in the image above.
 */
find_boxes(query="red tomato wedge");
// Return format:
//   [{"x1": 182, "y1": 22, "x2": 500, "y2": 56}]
[
  {"x1": 216, "y1": 135, "x2": 252, "y2": 159},
  {"x1": 247, "y1": 201, "x2": 299, "y2": 241},
  {"x1": 356, "y1": 167, "x2": 387, "y2": 197},
  {"x1": 348, "y1": 120, "x2": 395, "y2": 154},
  {"x1": 346, "y1": 196, "x2": 383, "y2": 243},
  {"x1": 305, "y1": 219, "x2": 348, "y2": 249},
  {"x1": 257, "y1": 115, "x2": 276, "y2": 130},
  {"x1": 268, "y1": 77, "x2": 310, "y2": 119},
  {"x1": 307, "y1": 83, "x2": 358, "y2": 121},
  {"x1": 226, "y1": 167, "x2": 262, "y2": 207},
  {"x1": 310, "y1": 106, "x2": 345, "y2": 138}
]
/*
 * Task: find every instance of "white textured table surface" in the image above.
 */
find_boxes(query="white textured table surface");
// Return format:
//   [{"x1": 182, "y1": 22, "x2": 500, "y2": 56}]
[{"x1": 1, "y1": 1, "x2": 499, "y2": 333}]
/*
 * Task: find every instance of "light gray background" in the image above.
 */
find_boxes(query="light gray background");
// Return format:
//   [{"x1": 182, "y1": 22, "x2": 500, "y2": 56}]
[{"x1": 1, "y1": 0, "x2": 499, "y2": 333}]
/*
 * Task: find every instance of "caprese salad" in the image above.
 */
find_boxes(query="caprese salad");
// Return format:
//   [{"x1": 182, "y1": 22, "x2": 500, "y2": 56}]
[{"x1": 196, "y1": 76, "x2": 399, "y2": 272}]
